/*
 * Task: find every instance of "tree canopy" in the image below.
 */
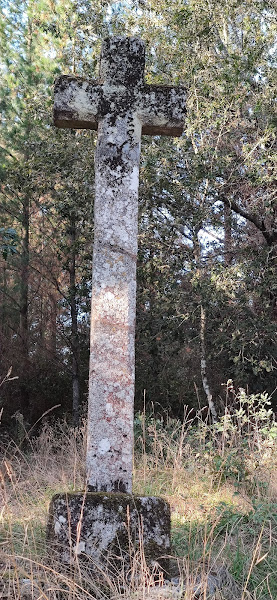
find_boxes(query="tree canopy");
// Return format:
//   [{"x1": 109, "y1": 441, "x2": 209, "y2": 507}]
[{"x1": 0, "y1": 0, "x2": 276, "y2": 427}]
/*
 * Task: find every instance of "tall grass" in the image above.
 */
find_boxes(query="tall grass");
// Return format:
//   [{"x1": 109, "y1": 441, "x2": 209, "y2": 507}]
[{"x1": 1, "y1": 386, "x2": 276, "y2": 599}]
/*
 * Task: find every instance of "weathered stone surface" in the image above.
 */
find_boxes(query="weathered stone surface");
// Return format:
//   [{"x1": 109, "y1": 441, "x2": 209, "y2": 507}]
[
  {"x1": 54, "y1": 37, "x2": 186, "y2": 136},
  {"x1": 87, "y1": 109, "x2": 140, "y2": 493},
  {"x1": 54, "y1": 37, "x2": 186, "y2": 494},
  {"x1": 47, "y1": 493, "x2": 171, "y2": 572}
]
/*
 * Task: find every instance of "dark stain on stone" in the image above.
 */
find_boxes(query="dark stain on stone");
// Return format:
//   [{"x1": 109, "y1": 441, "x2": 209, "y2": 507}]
[
  {"x1": 54, "y1": 38, "x2": 186, "y2": 136},
  {"x1": 88, "y1": 479, "x2": 128, "y2": 493}
]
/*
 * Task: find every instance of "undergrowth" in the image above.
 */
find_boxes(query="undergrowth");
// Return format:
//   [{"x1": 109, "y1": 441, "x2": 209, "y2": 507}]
[{"x1": 1, "y1": 384, "x2": 277, "y2": 599}]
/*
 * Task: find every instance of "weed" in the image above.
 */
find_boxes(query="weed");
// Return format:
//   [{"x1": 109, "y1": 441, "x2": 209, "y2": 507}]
[{"x1": 1, "y1": 387, "x2": 276, "y2": 598}]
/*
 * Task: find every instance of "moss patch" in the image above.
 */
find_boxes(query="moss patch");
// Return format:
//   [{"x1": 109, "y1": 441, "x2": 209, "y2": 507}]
[{"x1": 47, "y1": 492, "x2": 171, "y2": 573}]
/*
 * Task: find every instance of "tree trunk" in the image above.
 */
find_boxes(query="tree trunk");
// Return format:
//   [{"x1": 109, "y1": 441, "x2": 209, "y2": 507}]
[
  {"x1": 68, "y1": 218, "x2": 80, "y2": 427},
  {"x1": 19, "y1": 195, "x2": 30, "y2": 415},
  {"x1": 224, "y1": 203, "x2": 232, "y2": 266},
  {"x1": 200, "y1": 305, "x2": 217, "y2": 422},
  {"x1": 18, "y1": 18, "x2": 34, "y2": 418},
  {"x1": 47, "y1": 292, "x2": 57, "y2": 356},
  {"x1": 1, "y1": 261, "x2": 7, "y2": 336},
  {"x1": 192, "y1": 229, "x2": 217, "y2": 420}
]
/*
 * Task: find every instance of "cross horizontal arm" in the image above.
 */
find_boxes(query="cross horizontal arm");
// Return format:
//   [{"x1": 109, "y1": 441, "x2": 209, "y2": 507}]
[
  {"x1": 54, "y1": 76, "x2": 186, "y2": 137},
  {"x1": 53, "y1": 75, "x2": 102, "y2": 130},
  {"x1": 139, "y1": 85, "x2": 186, "y2": 136}
]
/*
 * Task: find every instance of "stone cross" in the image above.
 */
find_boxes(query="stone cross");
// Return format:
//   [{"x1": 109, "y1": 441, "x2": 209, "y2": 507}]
[{"x1": 54, "y1": 37, "x2": 186, "y2": 494}]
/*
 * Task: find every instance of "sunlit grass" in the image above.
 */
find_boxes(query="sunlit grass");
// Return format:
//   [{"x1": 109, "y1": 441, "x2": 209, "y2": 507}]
[{"x1": 1, "y1": 388, "x2": 277, "y2": 598}]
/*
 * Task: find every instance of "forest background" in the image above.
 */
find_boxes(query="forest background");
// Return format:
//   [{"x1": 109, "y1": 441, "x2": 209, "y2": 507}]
[{"x1": 0, "y1": 0, "x2": 276, "y2": 430}]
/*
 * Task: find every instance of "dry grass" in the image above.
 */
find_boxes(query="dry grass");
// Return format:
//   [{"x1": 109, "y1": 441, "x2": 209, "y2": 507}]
[{"x1": 1, "y1": 387, "x2": 277, "y2": 599}]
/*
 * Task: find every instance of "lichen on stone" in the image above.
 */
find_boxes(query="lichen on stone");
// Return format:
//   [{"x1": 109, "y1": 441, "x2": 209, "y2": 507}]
[{"x1": 47, "y1": 492, "x2": 171, "y2": 572}]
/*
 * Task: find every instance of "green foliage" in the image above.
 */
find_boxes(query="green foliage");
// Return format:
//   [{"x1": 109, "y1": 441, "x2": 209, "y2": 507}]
[
  {"x1": 0, "y1": 0, "x2": 276, "y2": 422},
  {"x1": 0, "y1": 227, "x2": 18, "y2": 259},
  {"x1": 2, "y1": 402, "x2": 277, "y2": 598},
  {"x1": 194, "y1": 386, "x2": 277, "y2": 495}
]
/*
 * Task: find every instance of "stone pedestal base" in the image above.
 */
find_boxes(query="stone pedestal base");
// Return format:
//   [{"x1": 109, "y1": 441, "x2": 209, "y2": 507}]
[{"x1": 47, "y1": 492, "x2": 171, "y2": 573}]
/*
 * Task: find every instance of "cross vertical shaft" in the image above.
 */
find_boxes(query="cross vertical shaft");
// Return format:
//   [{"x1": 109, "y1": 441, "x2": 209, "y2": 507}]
[
  {"x1": 54, "y1": 36, "x2": 186, "y2": 494},
  {"x1": 88, "y1": 112, "x2": 142, "y2": 492}
]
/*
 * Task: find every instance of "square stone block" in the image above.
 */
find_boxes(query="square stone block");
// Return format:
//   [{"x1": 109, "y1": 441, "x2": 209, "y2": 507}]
[{"x1": 47, "y1": 492, "x2": 171, "y2": 573}]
